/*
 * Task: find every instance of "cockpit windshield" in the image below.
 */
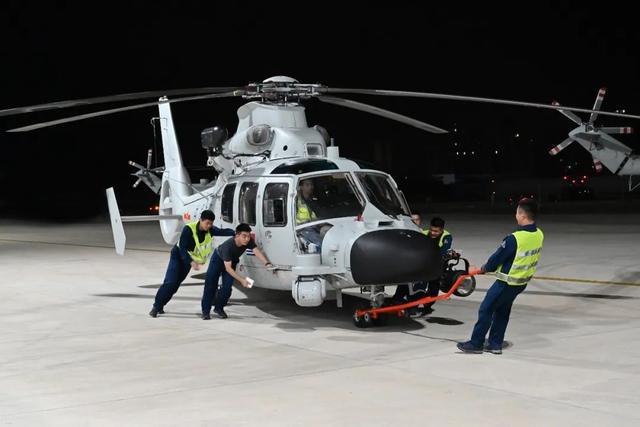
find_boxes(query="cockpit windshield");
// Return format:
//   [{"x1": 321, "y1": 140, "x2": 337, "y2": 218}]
[
  {"x1": 295, "y1": 173, "x2": 363, "y2": 225},
  {"x1": 355, "y1": 172, "x2": 410, "y2": 216}
]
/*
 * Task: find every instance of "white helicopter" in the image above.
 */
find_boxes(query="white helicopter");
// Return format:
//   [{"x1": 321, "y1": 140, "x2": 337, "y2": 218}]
[
  {"x1": 549, "y1": 88, "x2": 640, "y2": 191},
  {"x1": 3, "y1": 76, "x2": 640, "y2": 325}
]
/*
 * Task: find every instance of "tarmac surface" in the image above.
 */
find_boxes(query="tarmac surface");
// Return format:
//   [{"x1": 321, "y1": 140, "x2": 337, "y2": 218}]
[{"x1": 1, "y1": 214, "x2": 639, "y2": 426}]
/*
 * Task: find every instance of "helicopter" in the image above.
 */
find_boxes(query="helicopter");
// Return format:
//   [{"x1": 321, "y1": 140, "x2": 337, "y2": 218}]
[
  {"x1": 549, "y1": 88, "x2": 640, "y2": 191},
  {"x1": 3, "y1": 76, "x2": 640, "y2": 326}
]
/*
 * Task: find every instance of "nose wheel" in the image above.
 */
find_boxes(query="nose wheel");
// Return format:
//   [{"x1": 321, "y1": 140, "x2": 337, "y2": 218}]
[
  {"x1": 352, "y1": 301, "x2": 392, "y2": 328},
  {"x1": 353, "y1": 310, "x2": 374, "y2": 328}
]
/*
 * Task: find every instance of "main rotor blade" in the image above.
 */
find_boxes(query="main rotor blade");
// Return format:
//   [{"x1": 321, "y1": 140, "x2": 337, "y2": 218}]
[
  {"x1": 7, "y1": 91, "x2": 244, "y2": 132},
  {"x1": 548, "y1": 137, "x2": 574, "y2": 156},
  {"x1": 552, "y1": 101, "x2": 583, "y2": 125},
  {"x1": 317, "y1": 96, "x2": 448, "y2": 134},
  {"x1": 592, "y1": 156, "x2": 603, "y2": 173},
  {"x1": 589, "y1": 87, "x2": 606, "y2": 124},
  {"x1": 319, "y1": 88, "x2": 640, "y2": 121},
  {"x1": 0, "y1": 87, "x2": 241, "y2": 117},
  {"x1": 600, "y1": 126, "x2": 633, "y2": 135}
]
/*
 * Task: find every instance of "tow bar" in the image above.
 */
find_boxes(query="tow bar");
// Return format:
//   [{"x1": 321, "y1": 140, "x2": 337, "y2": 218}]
[{"x1": 353, "y1": 269, "x2": 482, "y2": 328}]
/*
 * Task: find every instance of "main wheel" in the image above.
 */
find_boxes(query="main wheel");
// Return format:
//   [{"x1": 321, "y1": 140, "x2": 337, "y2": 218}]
[{"x1": 453, "y1": 273, "x2": 476, "y2": 297}]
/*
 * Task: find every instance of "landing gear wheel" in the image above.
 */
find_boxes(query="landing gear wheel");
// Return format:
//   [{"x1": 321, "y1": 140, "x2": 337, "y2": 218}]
[
  {"x1": 353, "y1": 302, "x2": 376, "y2": 328},
  {"x1": 453, "y1": 273, "x2": 476, "y2": 297},
  {"x1": 353, "y1": 310, "x2": 375, "y2": 328},
  {"x1": 353, "y1": 311, "x2": 366, "y2": 328}
]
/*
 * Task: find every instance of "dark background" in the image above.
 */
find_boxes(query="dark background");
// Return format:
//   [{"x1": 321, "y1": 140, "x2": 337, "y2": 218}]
[{"x1": 1, "y1": 2, "x2": 638, "y2": 219}]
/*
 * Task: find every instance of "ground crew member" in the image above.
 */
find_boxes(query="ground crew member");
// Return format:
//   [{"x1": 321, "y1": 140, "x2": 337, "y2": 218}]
[
  {"x1": 149, "y1": 210, "x2": 234, "y2": 317},
  {"x1": 410, "y1": 211, "x2": 428, "y2": 232},
  {"x1": 201, "y1": 223, "x2": 273, "y2": 319},
  {"x1": 393, "y1": 215, "x2": 452, "y2": 310},
  {"x1": 415, "y1": 217, "x2": 453, "y2": 314},
  {"x1": 457, "y1": 198, "x2": 543, "y2": 354}
]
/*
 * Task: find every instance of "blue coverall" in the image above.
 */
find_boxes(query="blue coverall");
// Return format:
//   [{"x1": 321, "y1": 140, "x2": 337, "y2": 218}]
[
  {"x1": 470, "y1": 223, "x2": 537, "y2": 349},
  {"x1": 153, "y1": 225, "x2": 234, "y2": 311}
]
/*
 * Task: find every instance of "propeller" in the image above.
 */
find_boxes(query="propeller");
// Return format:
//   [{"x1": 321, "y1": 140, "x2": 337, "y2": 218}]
[
  {"x1": 589, "y1": 87, "x2": 606, "y2": 124},
  {"x1": 550, "y1": 88, "x2": 635, "y2": 172},
  {"x1": 549, "y1": 137, "x2": 574, "y2": 156},
  {"x1": 129, "y1": 149, "x2": 164, "y2": 193}
]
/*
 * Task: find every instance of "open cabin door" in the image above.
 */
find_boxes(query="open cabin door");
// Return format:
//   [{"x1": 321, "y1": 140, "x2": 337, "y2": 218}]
[{"x1": 255, "y1": 177, "x2": 296, "y2": 269}]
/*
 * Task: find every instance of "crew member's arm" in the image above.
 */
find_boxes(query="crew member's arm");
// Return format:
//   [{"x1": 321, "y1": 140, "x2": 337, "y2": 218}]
[
  {"x1": 252, "y1": 247, "x2": 273, "y2": 268},
  {"x1": 177, "y1": 226, "x2": 200, "y2": 269},
  {"x1": 223, "y1": 261, "x2": 250, "y2": 288},
  {"x1": 209, "y1": 226, "x2": 236, "y2": 237},
  {"x1": 481, "y1": 235, "x2": 516, "y2": 273},
  {"x1": 440, "y1": 235, "x2": 453, "y2": 256}
]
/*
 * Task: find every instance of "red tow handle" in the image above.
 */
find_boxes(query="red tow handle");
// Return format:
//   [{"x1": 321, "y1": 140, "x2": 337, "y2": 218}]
[{"x1": 356, "y1": 269, "x2": 483, "y2": 318}]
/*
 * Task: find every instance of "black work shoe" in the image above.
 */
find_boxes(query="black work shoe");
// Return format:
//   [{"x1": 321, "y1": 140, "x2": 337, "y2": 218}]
[
  {"x1": 149, "y1": 307, "x2": 159, "y2": 318},
  {"x1": 202, "y1": 313, "x2": 211, "y2": 320},
  {"x1": 484, "y1": 345, "x2": 503, "y2": 355},
  {"x1": 213, "y1": 308, "x2": 228, "y2": 319},
  {"x1": 457, "y1": 341, "x2": 483, "y2": 354},
  {"x1": 158, "y1": 308, "x2": 165, "y2": 314}
]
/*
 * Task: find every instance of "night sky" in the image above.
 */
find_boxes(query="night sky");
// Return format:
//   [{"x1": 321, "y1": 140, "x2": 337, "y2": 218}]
[{"x1": 1, "y1": 2, "x2": 638, "y2": 219}]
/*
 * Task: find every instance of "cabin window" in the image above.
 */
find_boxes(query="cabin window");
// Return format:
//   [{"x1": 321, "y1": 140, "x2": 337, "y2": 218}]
[
  {"x1": 263, "y1": 183, "x2": 289, "y2": 227},
  {"x1": 221, "y1": 183, "x2": 236, "y2": 223},
  {"x1": 239, "y1": 182, "x2": 259, "y2": 226}
]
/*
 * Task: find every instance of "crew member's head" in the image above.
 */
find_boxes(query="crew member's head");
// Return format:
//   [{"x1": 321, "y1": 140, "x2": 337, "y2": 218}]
[
  {"x1": 429, "y1": 217, "x2": 445, "y2": 239},
  {"x1": 299, "y1": 179, "x2": 315, "y2": 199},
  {"x1": 411, "y1": 212, "x2": 422, "y2": 226},
  {"x1": 234, "y1": 223, "x2": 252, "y2": 246},
  {"x1": 516, "y1": 198, "x2": 537, "y2": 225},
  {"x1": 198, "y1": 210, "x2": 215, "y2": 231}
]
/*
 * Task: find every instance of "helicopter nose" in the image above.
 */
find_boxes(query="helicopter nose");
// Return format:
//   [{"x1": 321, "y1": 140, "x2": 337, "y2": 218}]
[{"x1": 349, "y1": 229, "x2": 441, "y2": 285}]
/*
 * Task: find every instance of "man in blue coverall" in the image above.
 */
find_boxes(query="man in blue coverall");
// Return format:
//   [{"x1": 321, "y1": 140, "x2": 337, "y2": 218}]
[
  {"x1": 457, "y1": 198, "x2": 544, "y2": 354},
  {"x1": 392, "y1": 216, "x2": 453, "y2": 315},
  {"x1": 149, "y1": 210, "x2": 235, "y2": 317},
  {"x1": 418, "y1": 216, "x2": 453, "y2": 315}
]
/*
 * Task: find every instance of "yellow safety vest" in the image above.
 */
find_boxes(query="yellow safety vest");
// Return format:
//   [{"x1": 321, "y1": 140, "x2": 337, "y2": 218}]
[
  {"x1": 296, "y1": 197, "x2": 317, "y2": 224},
  {"x1": 438, "y1": 229, "x2": 451, "y2": 248},
  {"x1": 494, "y1": 228, "x2": 544, "y2": 286},
  {"x1": 422, "y1": 229, "x2": 450, "y2": 247},
  {"x1": 177, "y1": 221, "x2": 214, "y2": 264}
]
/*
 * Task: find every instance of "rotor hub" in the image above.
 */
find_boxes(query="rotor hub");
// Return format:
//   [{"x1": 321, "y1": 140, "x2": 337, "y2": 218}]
[{"x1": 244, "y1": 76, "x2": 325, "y2": 104}]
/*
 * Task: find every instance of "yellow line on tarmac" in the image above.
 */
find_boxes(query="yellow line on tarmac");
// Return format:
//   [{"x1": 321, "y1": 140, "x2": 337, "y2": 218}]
[{"x1": 533, "y1": 275, "x2": 640, "y2": 287}]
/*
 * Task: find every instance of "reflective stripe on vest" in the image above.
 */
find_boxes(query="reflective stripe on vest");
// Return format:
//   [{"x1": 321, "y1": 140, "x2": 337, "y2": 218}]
[
  {"x1": 177, "y1": 221, "x2": 213, "y2": 264},
  {"x1": 296, "y1": 198, "x2": 317, "y2": 224},
  {"x1": 438, "y1": 229, "x2": 451, "y2": 248},
  {"x1": 494, "y1": 228, "x2": 544, "y2": 286}
]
